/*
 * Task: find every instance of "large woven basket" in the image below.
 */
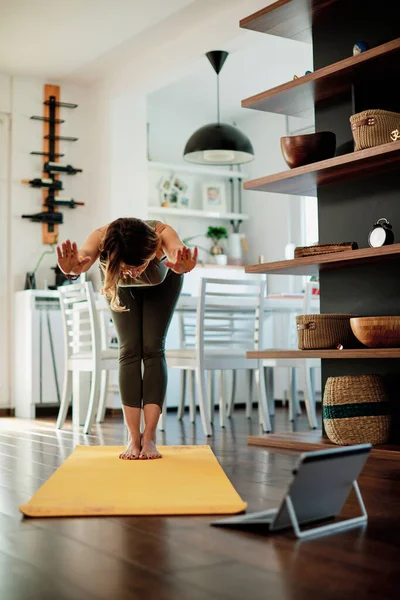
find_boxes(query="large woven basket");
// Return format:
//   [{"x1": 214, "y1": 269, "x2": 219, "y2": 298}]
[
  {"x1": 350, "y1": 109, "x2": 400, "y2": 151},
  {"x1": 296, "y1": 314, "x2": 355, "y2": 349},
  {"x1": 323, "y1": 375, "x2": 391, "y2": 445}
]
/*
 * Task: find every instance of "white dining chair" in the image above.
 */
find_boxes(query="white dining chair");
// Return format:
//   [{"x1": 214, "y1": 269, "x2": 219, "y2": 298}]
[
  {"x1": 257, "y1": 277, "x2": 320, "y2": 429},
  {"x1": 174, "y1": 300, "x2": 259, "y2": 426},
  {"x1": 166, "y1": 277, "x2": 271, "y2": 436},
  {"x1": 56, "y1": 282, "x2": 118, "y2": 434}
]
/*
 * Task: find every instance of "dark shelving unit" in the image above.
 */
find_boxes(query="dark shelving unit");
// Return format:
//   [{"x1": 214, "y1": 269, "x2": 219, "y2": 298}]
[{"x1": 240, "y1": 0, "x2": 400, "y2": 456}]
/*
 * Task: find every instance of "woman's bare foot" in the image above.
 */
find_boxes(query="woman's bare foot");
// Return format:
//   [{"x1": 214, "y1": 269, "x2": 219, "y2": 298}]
[
  {"x1": 119, "y1": 436, "x2": 141, "y2": 460},
  {"x1": 139, "y1": 438, "x2": 162, "y2": 460}
]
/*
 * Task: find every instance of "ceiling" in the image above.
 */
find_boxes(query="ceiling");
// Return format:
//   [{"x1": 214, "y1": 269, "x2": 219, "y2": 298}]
[
  {"x1": 0, "y1": 0, "x2": 195, "y2": 78},
  {"x1": 148, "y1": 34, "x2": 313, "y2": 122}
]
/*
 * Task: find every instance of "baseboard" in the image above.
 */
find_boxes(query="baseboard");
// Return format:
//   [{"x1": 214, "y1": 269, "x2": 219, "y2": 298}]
[{"x1": 0, "y1": 408, "x2": 15, "y2": 417}]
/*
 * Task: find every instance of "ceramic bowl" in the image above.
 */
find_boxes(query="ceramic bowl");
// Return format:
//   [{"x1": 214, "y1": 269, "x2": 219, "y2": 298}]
[
  {"x1": 350, "y1": 316, "x2": 400, "y2": 348},
  {"x1": 280, "y1": 132, "x2": 336, "y2": 169}
]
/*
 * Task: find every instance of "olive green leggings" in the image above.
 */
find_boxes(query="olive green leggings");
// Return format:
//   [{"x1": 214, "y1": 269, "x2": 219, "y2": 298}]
[{"x1": 110, "y1": 271, "x2": 183, "y2": 410}]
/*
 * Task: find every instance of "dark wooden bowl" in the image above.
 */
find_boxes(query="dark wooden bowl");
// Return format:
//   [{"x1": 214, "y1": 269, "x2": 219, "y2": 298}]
[
  {"x1": 350, "y1": 316, "x2": 400, "y2": 348},
  {"x1": 280, "y1": 132, "x2": 336, "y2": 169}
]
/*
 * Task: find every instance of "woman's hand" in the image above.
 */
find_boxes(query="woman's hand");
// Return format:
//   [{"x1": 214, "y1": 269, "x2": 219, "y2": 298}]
[
  {"x1": 165, "y1": 247, "x2": 198, "y2": 274},
  {"x1": 57, "y1": 239, "x2": 91, "y2": 275}
]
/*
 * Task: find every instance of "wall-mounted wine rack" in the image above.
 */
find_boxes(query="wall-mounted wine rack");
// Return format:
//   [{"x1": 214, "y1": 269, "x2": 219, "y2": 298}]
[{"x1": 21, "y1": 84, "x2": 84, "y2": 244}]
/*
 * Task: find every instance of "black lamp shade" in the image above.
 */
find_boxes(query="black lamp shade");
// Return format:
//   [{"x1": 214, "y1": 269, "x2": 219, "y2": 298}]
[{"x1": 184, "y1": 122, "x2": 254, "y2": 165}]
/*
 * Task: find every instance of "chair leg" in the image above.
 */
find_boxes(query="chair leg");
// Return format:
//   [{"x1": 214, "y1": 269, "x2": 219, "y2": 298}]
[
  {"x1": 96, "y1": 370, "x2": 109, "y2": 424},
  {"x1": 158, "y1": 400, "x2": 166, "y2": 432},
  {"x1": 227, "y1": 370, "x2": 237, "y2": 418},
  {"x1": 265, "y1": 367, "x2": 275, "y2": 417},
  {"x1": 177, "y1": 370, "x2": 187, "y2": 421},
  {"x1": 304, "y1": 365, "x2": 319, "y2": 429},
  {"x1": 72, "y1": 371, "x2": 82, "y2": 429},
  {"x1": 56, "y1": 369, "x2": 72, "y2": 430},
  {"x1": 208, "y1": 371, "x2": 215, "y2": 424},
  {"x1": 189, "y1": 370, "x2": 196, "y2": 424},
  {"x1": 219, "y1": 370, "x2": 226, "y2": 428},
  {"x1": 84, "y1": 368, "x2": 101, "y2": 435},
  {"x1": 289, "y1": 367, "x2": 299, "y2": 422},
  {"x1": 246, "y1": 370, "x2": 254, "y2": 418},
  {"x1": 195, "y1": 367, "x2": 212, "y2": 436},
  {"x1": 255, "y1": 365, "x2": 272, "y2": 433}
]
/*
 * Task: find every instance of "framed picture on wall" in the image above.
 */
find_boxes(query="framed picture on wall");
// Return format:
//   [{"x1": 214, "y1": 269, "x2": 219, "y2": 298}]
[{"x1": 202, "y1": 182, "x2": 226, "y2": 212}]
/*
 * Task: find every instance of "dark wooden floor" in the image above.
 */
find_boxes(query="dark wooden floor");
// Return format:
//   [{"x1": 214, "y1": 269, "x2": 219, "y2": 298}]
[{"x1": 1, "y1": 407, "x2": 400, "y2": 600}]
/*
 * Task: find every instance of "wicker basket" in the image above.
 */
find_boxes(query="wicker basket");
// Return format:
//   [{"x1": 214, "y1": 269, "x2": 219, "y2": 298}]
[
  {"x1": 350, "y1": 109, "x2": 400, "y2": 151},
  {"x1": 294, "y1": 242, "x2": 358, "y2": 258},
  {"x1": 296, "y1": 314, "x2": 356, "y2": 349},
  {"x1": 323, "y1": 375, "x2": 391, "y2": 445}
]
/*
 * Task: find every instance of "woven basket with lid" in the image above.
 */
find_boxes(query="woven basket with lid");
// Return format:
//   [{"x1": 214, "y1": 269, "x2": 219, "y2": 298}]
[
  {"x1": 296, "y1": 314, "x2": 356, "y2": 349},
  {"x1": 323, "y1": 375, "x2": 391, "y2": 445},
  {"x1": 350, "y1": 109, "x2": 400, "y2": 151}
]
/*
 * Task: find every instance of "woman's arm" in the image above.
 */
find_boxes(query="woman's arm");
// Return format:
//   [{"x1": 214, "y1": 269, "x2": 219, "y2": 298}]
[
  {"x1": 57, "y1": 226, "x2": 107, "y2": 275},
  {"x1": 158, "y1": 224, "x2": 185, "y2": 261},
  {"x1": 159, "y1": 224, "x2": 198, "y2": 274}
]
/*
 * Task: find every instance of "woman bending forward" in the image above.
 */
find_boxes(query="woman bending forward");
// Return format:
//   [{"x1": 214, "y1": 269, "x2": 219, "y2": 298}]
[{"x1": 57, "y1": 218, "x2": 197, "y2": 459}]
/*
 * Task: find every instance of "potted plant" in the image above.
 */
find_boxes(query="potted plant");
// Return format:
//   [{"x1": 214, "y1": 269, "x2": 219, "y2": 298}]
[{"x1": 206, "y1": 226, "x2": 228, "y2": 265}]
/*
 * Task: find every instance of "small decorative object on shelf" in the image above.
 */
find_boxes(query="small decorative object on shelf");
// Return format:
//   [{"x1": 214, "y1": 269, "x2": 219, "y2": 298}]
[
  {"x1": 353, "y1": 41, "x2": 369, "y2": 55},
  {"x1": 280, "y1": 132, "x2": 336, "y2": 168},
  {"x1": 293, "y1": 70, "x2": 312, "y2": 79},
  {"x1": 24, "y1": 272, "x2": 36, "y2": 290},
  {"x1": 21, "y1": 177, "x2": 63, "y2": 190},
  {"x1": 350, "y1": 109, "x2": 400, "y2": 151},
  {"x1": 44, "y1": 162, "x2": 83, "y2": 175},
  {"x1": 206, "y1": 226, "x2": 228, "y2": 265},
  {"x1": 158, "y1": 173, "x2": 190, "y2": 208},
  {"x1": 323, "y1": 375, "x2": 391, "y2": 445},
  {"x1": 294, "y1": 241, "x2": 358, "y2": 258},
  {"x1": 368, "y1": 217, "x2": 394, "y2": 247},
  {"x1": 296, "y1": 314, "x2": 356, "y2": 349},
  {"x1": 228, "y1": 232, "x2": 248, "y2": 265},
  {"x1": 351, "y1": 316, "x2": 400, "y2": 348}
]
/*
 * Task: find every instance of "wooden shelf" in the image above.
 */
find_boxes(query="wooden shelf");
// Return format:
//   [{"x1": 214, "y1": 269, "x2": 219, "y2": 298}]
[
  {"x1": 239, "y1": 0, "x2": 334, "y2": 43},
  {"x1": 148, "y1": 161, "x2": 248, "y2": 180},
  {"x1": 247, "y1": 348, "x2": 400, "y2": 360},
  {"x1": 248, "y1": 431, "x2": 400, "y2": 461},
  {"x1": 241, "y1": 38, "x2": 400, "y2": 118},
  {"x1": 148, "y1": 206, "x2": 249, "y2": 221},
  {"x1": 245, "y1": 244, "x2": 400, "y2": 276},
  {"x1": 244, "y1": 141, "x2": 400, "y2": 197}
]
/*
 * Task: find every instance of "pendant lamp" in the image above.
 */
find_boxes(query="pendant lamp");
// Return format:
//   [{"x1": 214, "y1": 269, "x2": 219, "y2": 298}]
[{"x1": 183, "y1": 51, "x2": 254, "y2": 166}]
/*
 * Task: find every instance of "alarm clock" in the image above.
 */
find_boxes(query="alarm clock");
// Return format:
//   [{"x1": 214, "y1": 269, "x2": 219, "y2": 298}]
[{"x1": 368, "y1": 218, "x2": 394, "y2": 248}]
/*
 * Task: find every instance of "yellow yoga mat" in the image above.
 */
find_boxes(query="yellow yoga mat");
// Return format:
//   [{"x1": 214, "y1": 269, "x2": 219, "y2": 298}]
[{"x1": 20, "y1": 445, "x2": 247, "y2": 518}]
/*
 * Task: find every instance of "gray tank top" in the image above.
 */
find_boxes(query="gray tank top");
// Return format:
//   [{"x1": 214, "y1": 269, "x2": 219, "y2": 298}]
[{"x1": 100, "y1": 220, "x2": 169, "y2": 288}]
